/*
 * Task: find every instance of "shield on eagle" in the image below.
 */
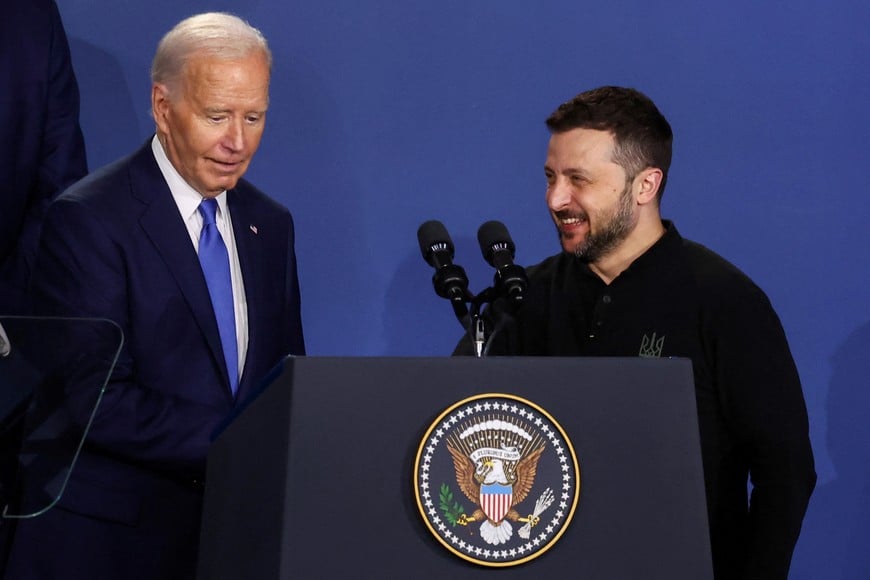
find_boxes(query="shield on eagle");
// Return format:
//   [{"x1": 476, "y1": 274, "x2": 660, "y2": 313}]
[{"x1": 479, "y1": 483, "x2": 513, "y2": 523}]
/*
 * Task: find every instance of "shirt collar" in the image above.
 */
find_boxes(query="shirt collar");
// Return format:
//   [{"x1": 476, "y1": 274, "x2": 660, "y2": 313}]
[
  {"x1": 151, "y1": 135, "x2": 228, "y2": 221},
  {"x1": 577, "y1": 220, "x2": 681, "y2": 283}
]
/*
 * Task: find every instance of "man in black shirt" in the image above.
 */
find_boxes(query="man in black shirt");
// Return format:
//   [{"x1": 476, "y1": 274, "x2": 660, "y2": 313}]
[{"x1": 462, "y1": 86, "x2": 815, "y2": 579}]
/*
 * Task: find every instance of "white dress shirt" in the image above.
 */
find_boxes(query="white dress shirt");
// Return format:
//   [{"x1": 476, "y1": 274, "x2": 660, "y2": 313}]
[{"x1": 151, "y1": 135, "x2": 249, "y2": 383}]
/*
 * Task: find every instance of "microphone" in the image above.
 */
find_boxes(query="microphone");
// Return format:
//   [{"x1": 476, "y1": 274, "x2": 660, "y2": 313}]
[
  {"x1": 417, "y1": 220, "x2": 471, "y2": 305},
  {"x1": 477, "y1": 220, "x2": 528, "y2": 303}
]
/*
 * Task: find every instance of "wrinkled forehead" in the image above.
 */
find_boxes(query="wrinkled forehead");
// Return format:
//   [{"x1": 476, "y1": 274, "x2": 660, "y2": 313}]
[{"x1": 178, "y1": 53, "x2": 271, "y2": 104}]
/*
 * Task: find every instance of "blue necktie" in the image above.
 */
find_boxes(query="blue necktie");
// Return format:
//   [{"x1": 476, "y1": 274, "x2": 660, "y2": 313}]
[{"x1": 198, "y1": 198, "x2": 239, "y2": 395}]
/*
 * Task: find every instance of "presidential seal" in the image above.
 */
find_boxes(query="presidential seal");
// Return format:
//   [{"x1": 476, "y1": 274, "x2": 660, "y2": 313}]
[{"x1": 414, "y1": 393, "x2": 580, "y2": 567}]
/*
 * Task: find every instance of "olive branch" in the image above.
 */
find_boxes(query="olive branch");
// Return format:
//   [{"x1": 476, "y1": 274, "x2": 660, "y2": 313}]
[{"x1": 439, "y1": 483, "x2": 465, "y2": 526}]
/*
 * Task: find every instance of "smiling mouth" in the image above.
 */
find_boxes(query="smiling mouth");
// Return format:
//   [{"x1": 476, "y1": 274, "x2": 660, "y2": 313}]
[
  {"x1": 554, "y1": 211, "x2": 588, "y2": 227},
  {"x1": 553, "y1": 214, "x2": 589, "y2": 241}
]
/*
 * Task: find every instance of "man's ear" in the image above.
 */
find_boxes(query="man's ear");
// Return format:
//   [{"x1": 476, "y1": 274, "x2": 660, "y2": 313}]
[
  {"x1": 151, "y1": 83, "x2": 171, "y2": 134},
  {"x1": 636, "y1": 167, "x2": 663, "y2": 206}
]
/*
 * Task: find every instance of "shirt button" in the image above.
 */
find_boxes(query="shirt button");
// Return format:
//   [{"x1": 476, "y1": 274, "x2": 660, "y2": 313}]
[{"x1": 602, "y1": 295, "x2": 612, "y2": 304}]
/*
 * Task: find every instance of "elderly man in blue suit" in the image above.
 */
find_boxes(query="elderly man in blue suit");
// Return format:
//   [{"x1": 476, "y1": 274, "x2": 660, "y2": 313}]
[{"x1": 6, "y1": 12, "x2": 305, "y2": 580}]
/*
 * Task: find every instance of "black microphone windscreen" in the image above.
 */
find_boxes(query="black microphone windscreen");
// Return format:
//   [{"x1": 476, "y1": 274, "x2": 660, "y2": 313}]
[
  {"x1": 417, "y1": 220, "x2": 454, "y2": 266},
  {"x1": 477, "y1": 220, "x2": 515, "y2": 265}
]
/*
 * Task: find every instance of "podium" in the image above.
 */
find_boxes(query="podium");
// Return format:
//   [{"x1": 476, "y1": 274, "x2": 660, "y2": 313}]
[
  {"x1": 199, "y1": 356, "x2": 713, "y2": 579},
  {"x1": 0, "y1": 316, "x2": 122, "y2": 515},
  {"x1": 1, "y1": 317, "x2": 123, "y2": 574}
]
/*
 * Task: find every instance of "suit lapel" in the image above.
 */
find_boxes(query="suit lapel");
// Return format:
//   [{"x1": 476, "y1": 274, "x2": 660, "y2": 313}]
[{"x1": 128, "y1": 143, "x2": 233, "y2": 396}]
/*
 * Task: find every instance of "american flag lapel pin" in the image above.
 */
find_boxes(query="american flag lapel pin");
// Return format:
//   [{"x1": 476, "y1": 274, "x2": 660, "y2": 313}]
[{"x1": 250, "y1": 224, "x2": 258, "y2": 234}]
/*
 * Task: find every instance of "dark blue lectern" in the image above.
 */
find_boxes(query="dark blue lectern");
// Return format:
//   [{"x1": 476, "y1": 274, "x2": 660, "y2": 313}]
[{"x1": 198, "y1": 356, "x2": 713, "y2": 579}]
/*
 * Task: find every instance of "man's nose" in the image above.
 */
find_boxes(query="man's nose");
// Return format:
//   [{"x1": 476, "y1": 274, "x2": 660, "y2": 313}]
[
  {"x1": 547, "y1": 178, "x2": 571, "y2": 210},
  {"x1": 222, "y1": 119, "x2": 245, "y2": 151}
]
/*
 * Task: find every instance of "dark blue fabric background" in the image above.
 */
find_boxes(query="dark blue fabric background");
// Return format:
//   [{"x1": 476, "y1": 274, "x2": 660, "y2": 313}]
[{"x1": 57, "y1": 1, "x2": 869, "y2": 576}]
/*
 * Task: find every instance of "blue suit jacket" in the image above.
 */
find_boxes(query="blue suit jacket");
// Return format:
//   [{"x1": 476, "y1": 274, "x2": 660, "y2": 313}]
[
  {"x1": 7, "y1": 141, "x2": 305, "y2": 579},
  {"x1": 0, "y1": 0, "x2": 87, "y2": 314}
]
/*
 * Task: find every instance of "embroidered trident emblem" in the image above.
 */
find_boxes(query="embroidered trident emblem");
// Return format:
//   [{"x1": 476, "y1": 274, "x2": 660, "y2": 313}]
[{"x1": 639, "y1": 332, "x2": 665, "y2": 357}]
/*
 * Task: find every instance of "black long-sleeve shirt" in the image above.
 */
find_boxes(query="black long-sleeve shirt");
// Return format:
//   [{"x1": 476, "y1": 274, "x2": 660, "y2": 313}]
[{"x1": 458, "y1": 221, "x2": 815, "y2": 580}]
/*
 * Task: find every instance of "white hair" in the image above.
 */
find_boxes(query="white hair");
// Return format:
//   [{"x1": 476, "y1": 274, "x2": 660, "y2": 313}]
[{"x1": 151, "y1": 12, "x2": 271, "y2": 96}]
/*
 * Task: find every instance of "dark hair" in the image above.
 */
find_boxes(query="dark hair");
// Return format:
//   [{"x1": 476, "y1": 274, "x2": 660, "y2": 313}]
[{"x1": 546, "y1": 86, "x2": 673, "y2": 200}]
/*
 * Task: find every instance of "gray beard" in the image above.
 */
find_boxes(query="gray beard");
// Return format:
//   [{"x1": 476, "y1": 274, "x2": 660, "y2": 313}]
[{"x1": 570, "y1": 183, "x2": 636, "y2": 263}]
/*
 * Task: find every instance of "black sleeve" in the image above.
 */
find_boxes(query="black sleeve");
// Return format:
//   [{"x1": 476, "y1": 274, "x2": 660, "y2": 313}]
[{"x1": 709, "y1": 284, "x2": 816, "y2": 579}]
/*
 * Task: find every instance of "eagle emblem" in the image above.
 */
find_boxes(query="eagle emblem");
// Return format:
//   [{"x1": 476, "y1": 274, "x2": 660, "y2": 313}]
[
  {"x1": 414, "y1": 393, "x2": 580, "y2": 567},
  {"x1": 447, "y1": 421, "x2": 547, "y2": 545}
]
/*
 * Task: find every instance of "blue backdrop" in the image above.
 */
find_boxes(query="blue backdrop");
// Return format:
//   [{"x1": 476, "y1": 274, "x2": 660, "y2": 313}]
[{"x1": 58, "y1": 0, "x2": 868, "y2": 576}]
